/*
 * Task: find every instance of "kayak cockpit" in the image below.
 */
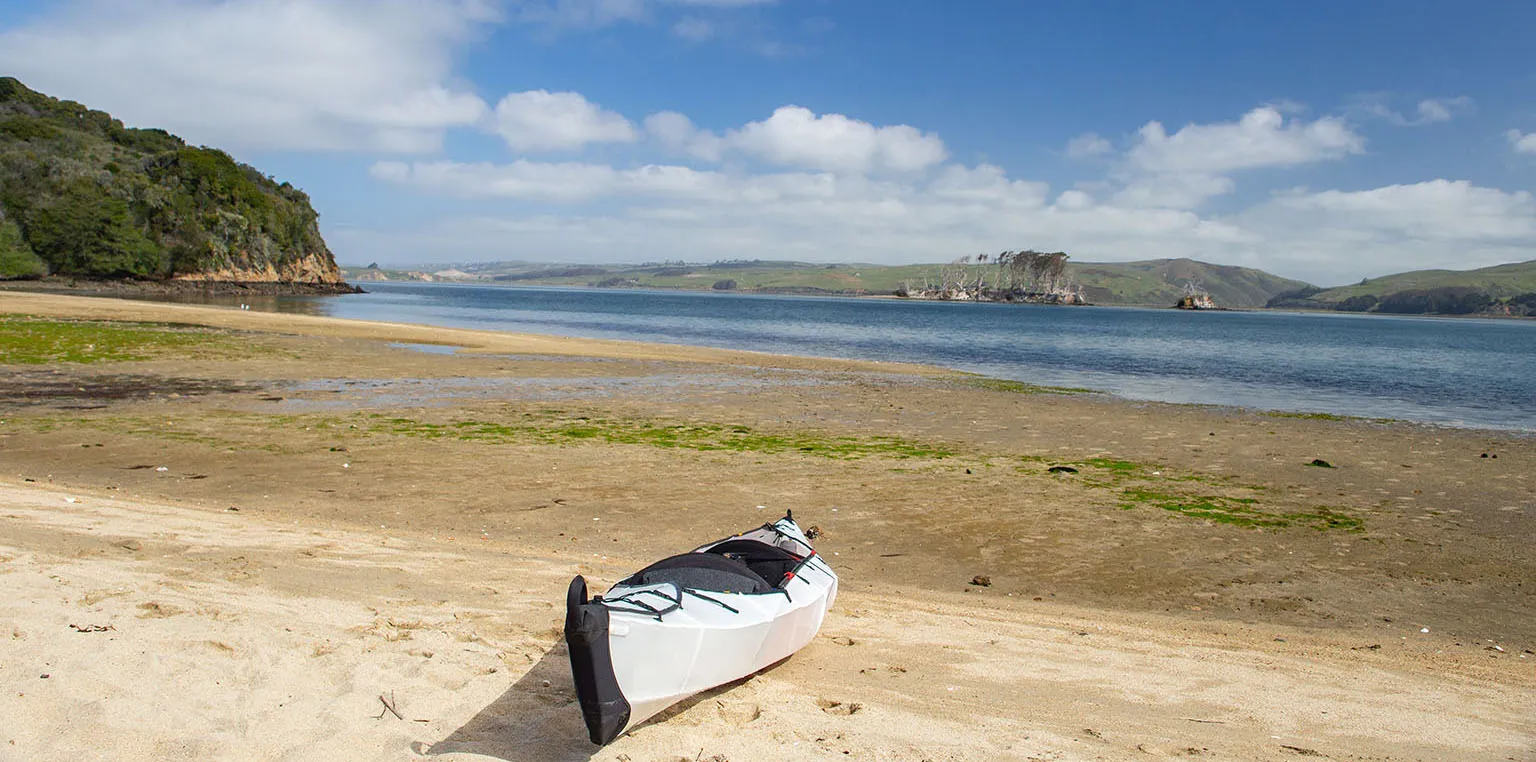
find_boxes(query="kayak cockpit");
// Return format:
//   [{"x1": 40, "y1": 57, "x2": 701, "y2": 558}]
[{"x1": 619, "y1": 538, "x2": 804, "y2": 594}]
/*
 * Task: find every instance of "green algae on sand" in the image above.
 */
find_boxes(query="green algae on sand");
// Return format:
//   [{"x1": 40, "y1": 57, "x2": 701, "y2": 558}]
[{"x1": 0, "y1": 315, "x2": 245, "y2": 364}]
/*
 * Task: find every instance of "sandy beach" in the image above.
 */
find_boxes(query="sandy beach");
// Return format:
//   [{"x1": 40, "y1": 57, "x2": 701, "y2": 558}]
[{"x1": 1, "y1": 291, "x2": 1532, "y2": 762}]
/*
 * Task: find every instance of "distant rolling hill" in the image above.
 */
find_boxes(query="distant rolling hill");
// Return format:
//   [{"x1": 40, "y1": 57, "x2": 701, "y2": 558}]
[
  {"x1": 1267, "y1": 260, "x2": 1536, "y2": 316},
  {"x1": 345, "y1": 257, "x2": 1313, "y2": 308},
  {"x1": 1309, "y1": 260, "x2": 1536, "y2": 300}
]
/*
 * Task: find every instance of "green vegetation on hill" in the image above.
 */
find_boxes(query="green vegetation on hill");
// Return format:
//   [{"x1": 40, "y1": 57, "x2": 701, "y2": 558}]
[
  {"x1": 0, "y1": 77, "x2": 341, "y2": 283},
  {"x1": 1267, "y1": 260, "x2": 1536, "y2": 316},
  {"x1": 0, "y1": 213, "x2": 45, "y2": 277},
  {"x1": 1315, "y1": 261, "x2": 1536, "y2": 300}
]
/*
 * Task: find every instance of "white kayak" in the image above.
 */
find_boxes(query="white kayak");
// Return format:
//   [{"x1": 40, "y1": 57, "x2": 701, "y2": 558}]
[{"x1": 565, "y1": 511, "x2": 838, "y2": 745}]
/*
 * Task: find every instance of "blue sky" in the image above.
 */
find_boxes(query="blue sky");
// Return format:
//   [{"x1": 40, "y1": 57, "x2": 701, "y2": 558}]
[{"x1": 2, "y1": 0, "x2": 1534, "y2": 285}]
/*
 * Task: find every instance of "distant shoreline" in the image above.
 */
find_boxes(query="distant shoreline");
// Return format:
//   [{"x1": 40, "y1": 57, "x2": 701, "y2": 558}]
[
  {"x1": 351, "y1": 278, "x2": 1536, "y2": 319},
  {"x1": 342, "y1": 253, "x2": 1536, "y2": 318},
  {"x1": 0, "y1": 276, "x2": 363, "y2": 297}
]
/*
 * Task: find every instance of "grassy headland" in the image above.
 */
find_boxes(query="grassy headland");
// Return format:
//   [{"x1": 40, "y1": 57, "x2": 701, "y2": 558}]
[{"x1": 0, "y1": 77, "x2": 346, "y2": 287}]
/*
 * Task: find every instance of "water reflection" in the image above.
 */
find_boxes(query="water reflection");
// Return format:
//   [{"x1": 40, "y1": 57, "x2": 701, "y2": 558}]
[{"x1": 113, "y1": 291, "x2": 336, "y2": 316}]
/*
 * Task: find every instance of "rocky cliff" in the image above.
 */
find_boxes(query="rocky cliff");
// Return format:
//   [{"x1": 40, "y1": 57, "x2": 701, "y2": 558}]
[{"x1": 0, "y1": 77, "x2": 349, "y2": 289}]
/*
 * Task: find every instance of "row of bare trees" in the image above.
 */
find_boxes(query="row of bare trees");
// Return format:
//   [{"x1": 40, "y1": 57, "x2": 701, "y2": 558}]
[{"x1": 900, "y1": 250, "x2": 1082, "y2": 303}]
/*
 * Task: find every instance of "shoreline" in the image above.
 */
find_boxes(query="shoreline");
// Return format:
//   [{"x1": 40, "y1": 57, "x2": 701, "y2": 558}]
[
  {"x1": 10, "y1": 271, "x2": 1532, "y2": 319},
  {"x1": 0, "y1": 290, "x2": 946, "y2": 374},
  {"x1": 6, "y1": 288, "x2": 1532, "y2": 434},
  {"x1": 0, "y1": 275, "x2": 363, "y2": 297},
  {"x1": 350, "y1": 276, "x2": 1536, "y2": 320},
  {"x1": 2, "y1": 291, "x2": 1532, "y2": 759},
  {"x1": 85, "y1": 282, "x2": 1536, "y2": 432}
]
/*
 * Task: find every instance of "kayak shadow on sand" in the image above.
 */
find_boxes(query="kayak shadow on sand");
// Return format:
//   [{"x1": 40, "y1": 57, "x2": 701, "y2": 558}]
[
  {"x1": 420, "y1": 644, "x2": 596, "y2": 761},
  {"x1": 421, "y1": 643, "x2": 791, "y2": 760}
]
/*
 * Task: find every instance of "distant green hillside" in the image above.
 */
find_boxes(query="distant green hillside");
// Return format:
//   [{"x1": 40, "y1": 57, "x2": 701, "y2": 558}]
[
  {"x1": 1267, "y1": 260, "x2": 1536, "y2": 316},
  {"x1": 0, "y1": 77, "x2": 344, "y2": 284},
  {"x1": 359, "y1": 257, "x2": 1312, "y2": 308},
  {"x1": 1314, "y1": 261, "x2": 1536, "y2": 300}
]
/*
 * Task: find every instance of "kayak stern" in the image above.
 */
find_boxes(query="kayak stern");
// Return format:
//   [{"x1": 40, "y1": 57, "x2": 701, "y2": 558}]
[{"x1": 565, "y1": 576, "x2": 631, "y2": 745}]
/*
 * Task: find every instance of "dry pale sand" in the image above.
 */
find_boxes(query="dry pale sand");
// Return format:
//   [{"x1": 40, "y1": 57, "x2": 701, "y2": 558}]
[
  {"x1": 3, "y1": 483, "x2": 1530, "y2": 762},
  {"x1": 1, "y1": 292, "x2": 1533, "y2": 761}
]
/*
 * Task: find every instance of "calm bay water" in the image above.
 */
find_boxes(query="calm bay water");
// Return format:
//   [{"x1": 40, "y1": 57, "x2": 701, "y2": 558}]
[{"x1": 260, "y1": 281, "x2": 1536, "y2": 431}]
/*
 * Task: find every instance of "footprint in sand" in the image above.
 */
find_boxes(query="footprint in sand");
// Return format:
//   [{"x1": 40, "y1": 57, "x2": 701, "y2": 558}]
[
  {"x1": 815, "y1": 698, "x2": 863, "y2": 716},
  {"x1": 79, "y1": 588, "x2": 131, "y2": 606},
  {"x1": 715, "y1": 700, "x2": 761, "y2": 726},
  {"x1": 137, "y1": 601, "x2": 182, "y2": 618},
  {"x1": 203, "y1": 640, "x2": 237, "y2": 655}
]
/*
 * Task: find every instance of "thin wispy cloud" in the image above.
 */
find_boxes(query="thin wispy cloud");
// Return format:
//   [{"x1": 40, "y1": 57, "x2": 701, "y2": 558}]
[{"x1": 1350, "y1": 94, "x2": 1475, "y2": 126}]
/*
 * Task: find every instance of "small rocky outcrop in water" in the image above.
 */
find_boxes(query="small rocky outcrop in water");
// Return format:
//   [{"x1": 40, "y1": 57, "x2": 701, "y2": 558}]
[
  {"x1": 0, "y1": 77, "x2": 351, "y2": 290},
  {"x1": 896, "y1": 250, "x2": 1089, "y2": 304},
  {"x1": 1174, "y1": 281, "x2": 1217, "y2": 310}
]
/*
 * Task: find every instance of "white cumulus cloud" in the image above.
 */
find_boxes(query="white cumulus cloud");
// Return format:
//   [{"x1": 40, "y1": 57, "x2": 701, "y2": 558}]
[
  {"x1": 372, "y1": 158, "x2": 869, "y2": 206},
  {"x1": 492, "y1": 90, "x2": 638, "y2": 152},
  {"x1": 0, "y1": 0, "x2": 495, "y2": 153},
  {"x1": 1083, "y1": 104, "x2": 1368, "y2": 210},
  {"x1": 371, "y1": 159, "x2": 734, "y2": 202},
  {"x1": 644, "y1": 105, "x2": 948, "y2": 174},
  {"x1": 926, "y1": 164, "x2": 1048, "y2": 205},
  {"x1": 725, "y1": 106, "x2": 947, "y2": 174},
  {"x1": 1254, "y1": 180, "x2": 1536, "y2": 241},
  {"x1": 644, "y1": 110, "x2": 727, "y2": 160},
  {"x1": 1055, "y1": 190, "x2": 1094, "y2": 210},
  {"x1": 1508, "y1": 129, "x2": 1536, "y2": 155},
  {"x1": 1129, "y1": 106, "x2": 1365, "y2": 175}
]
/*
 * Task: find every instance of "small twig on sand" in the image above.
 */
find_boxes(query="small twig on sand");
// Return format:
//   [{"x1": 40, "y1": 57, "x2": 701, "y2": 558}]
[
  {"x1": 1181, "y1": 717, "x2": 1227, "y2": 724},
  {"x1": 376, "y1": 692, "x2": 404, "y2": 720},
  {"x1": 1279, "y1": 745, "x2": 1324, "y2": 757}
]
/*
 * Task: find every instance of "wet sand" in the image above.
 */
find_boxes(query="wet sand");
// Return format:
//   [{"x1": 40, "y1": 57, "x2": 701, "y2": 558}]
[{"x1": 1, "y1": 291, "x2": 1532, "y2": 761}]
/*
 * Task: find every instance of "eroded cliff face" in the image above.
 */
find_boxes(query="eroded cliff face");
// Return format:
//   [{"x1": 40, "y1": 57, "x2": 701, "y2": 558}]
[{"x1": 171, "y1": 249, "x2": 344, "y2": 284}]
